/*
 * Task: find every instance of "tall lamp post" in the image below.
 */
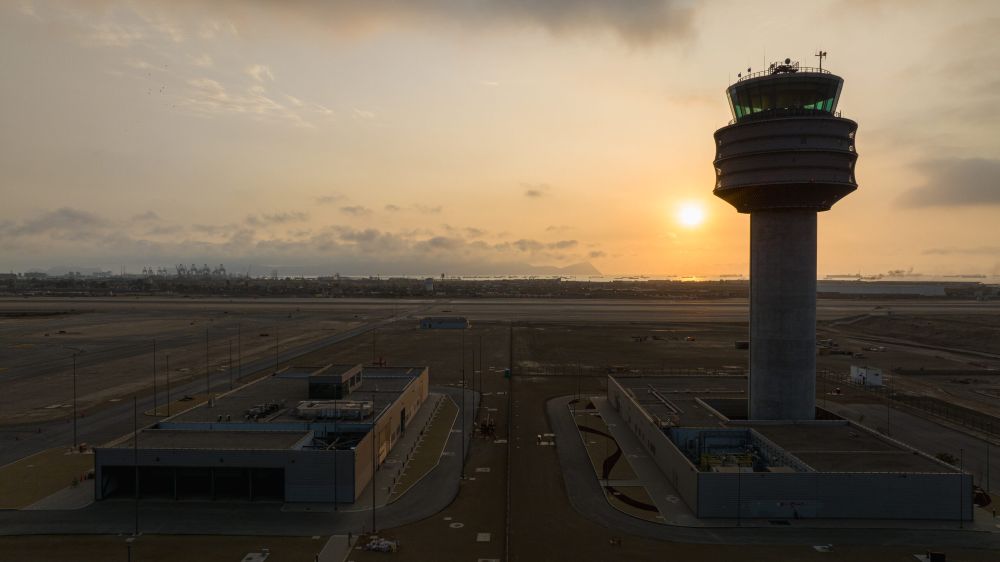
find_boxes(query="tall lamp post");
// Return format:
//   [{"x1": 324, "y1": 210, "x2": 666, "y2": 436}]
[{"x1": 64, "y1": 346, "x2": 84, "y2": 450}]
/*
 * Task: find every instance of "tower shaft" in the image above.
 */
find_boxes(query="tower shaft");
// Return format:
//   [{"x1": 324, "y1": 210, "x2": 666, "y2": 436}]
[{"x1": 750, "y1": 209, "x2": 816, "y2": 420}]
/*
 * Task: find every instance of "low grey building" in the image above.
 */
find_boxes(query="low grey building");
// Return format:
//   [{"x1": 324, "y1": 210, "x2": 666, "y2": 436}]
[
  {"x1": 95, "y1": 364, "x2": 429, "y2": 503},
  {"x1": 608, "y1": 375, "x2": 972, "y2": 520}
]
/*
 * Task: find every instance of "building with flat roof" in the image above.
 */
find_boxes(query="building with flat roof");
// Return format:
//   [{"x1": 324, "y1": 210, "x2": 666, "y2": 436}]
[
  {"x1": 607, "y1": 374, "x2": 972, "y2": 520},
  {"x1": 94, "y1": 364, "x2": 429, "y2": 503}
]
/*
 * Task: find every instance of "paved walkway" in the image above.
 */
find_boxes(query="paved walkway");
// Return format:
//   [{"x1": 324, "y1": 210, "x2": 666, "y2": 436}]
[
  {"x1": 23, "y1": 483, "x2": 93, "y2": 511},
  {"x1": 591, "y1": 396, "x2": 702, "y2": 527}
]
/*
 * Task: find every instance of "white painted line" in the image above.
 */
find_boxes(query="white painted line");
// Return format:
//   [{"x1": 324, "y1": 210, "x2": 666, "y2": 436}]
[{"x1": 476, "y1": 532, "x2": 491, "y2": 542}]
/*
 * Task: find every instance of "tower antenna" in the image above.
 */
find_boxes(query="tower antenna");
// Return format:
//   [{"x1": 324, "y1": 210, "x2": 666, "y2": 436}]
[{"x1": 815, "y1": 50, "x2": 827, "y2": 71}]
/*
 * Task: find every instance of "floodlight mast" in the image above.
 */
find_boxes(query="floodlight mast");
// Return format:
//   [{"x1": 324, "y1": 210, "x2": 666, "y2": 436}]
[{"x1": 713, "y1": 57, "x2": 858, "y2": 420}]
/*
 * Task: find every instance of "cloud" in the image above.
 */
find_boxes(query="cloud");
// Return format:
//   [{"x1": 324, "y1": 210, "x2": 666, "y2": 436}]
[
  {"x1": 548, "y1": 239, "x2": 578, "y2": 250},
  {"x1": 522, "y1": 182, "x2": 552, "y2": 198},
  {"x1": 464, "y1": 227, "x2": 487, "y2": 238},
  {"x1": 180, "y1": 78, "x2": 321, "y2": 127},
  {"x1": 246, "y1": 64, "x2": 274, "y2": 83},
  {"x1": 190, "y1": 53, "x2": 213, "y2": 68},
  {"x1": 413, "y1": 204, "x2": 442, "y2": 214},
  {"x1": 0, "y1": 208, "x2": 595, "y2": 276},
  {"x1": 131, "y1": 211, "x2": 161, "y2": 222},
  {"x1": 383, "y1": 203, "x2": 442, "y2": 214},
  {"x1": 546, "y1": 224, "x2": 572, "y2": 233},
  {"x1": 178, "y1": 0, "x2": 695, "y2": 47},
  {"x1": 922, "y1": 246, "x2": 1000, "y2": 256},
  {"x1": 5, "y1": 207, "x2": 108, "y2": 239},
  {"x1": 145, "y1": 224, "x2": 184, "y2": 236},
  {"x1": 340, "y1": 205, "x2": 373, "y2": 217},
  {"x1": 352, "y1": 108, "x2": 375, "y2": 120},
  {"x1": 588, "y1": 250, "x2": 606, "y2": 258},
  {"x1": 899, "y1": 158, "x2": 1000, "y2": 207},
  {"x1": 245, "y1": 212, "x2": 309, "y2": 227},
  {"x1": 316, "y1": 194, "x2": 345, "y2": 205},
  {"x1": 86, "y1": 23, "x2": 144, "y2": 47},
  {"x1": 512, "y1": 239, "x2": 544, "y2": 252}
]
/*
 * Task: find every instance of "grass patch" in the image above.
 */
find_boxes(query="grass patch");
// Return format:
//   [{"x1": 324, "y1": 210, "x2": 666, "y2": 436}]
[
  {"x1": 0, "y1": 448, "x2": 94, "y2": 509},
  {"x1": 388, "y1": 396, "x2": 457, "y2": 502}
]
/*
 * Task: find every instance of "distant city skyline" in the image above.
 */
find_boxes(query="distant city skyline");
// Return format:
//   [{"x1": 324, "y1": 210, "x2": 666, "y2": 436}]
[{"x1": 2, "y1": 1, "x2": 999, "y2": 277}]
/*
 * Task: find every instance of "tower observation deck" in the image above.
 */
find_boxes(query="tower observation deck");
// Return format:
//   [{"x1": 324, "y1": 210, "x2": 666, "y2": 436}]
[{"x1": 713, "y1": 59, "x2": 859, "y2": 420}]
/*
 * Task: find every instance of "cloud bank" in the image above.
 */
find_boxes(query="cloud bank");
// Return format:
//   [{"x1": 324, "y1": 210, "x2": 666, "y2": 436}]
[{"x1": 900, "y1": 158, "x2": 1000, "y2": 207}]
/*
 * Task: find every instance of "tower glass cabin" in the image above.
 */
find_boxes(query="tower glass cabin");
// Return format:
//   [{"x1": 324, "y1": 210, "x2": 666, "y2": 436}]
[{"x1": 727, "y1": 64, "x2": 844, "y2": 122}]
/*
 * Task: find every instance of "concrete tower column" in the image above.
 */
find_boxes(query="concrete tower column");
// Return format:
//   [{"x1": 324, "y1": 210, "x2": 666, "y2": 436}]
[{"x1": 750, "y1": 210, "x2": 817, "y2": 420}]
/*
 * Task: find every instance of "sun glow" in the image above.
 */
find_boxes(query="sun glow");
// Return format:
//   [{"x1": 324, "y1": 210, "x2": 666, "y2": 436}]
[{"x1": 677, "y1": 202, "x2": 706, "y2": 228}]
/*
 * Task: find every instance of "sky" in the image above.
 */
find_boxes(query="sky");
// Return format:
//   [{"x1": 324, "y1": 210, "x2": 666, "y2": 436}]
[{"x1": 1, "y1": 0, "x2": 999, "y2": 278}]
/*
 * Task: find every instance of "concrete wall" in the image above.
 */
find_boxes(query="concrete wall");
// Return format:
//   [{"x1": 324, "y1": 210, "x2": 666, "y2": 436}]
[
  {"x1": 349, "y1": 369, "x2": 429, "y2": 501},
  {"x1": 697, "y1": 471, "x2": 973, "y2": 520},
  {"x1": 372, "y1": 369, "x2": 429, "y2": 462},
  {"x1": 608, "y1": 377, "x2": 699, "y2": 511}
]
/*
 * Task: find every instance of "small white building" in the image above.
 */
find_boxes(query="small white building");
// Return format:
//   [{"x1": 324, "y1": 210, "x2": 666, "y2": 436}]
[{"x1": 850, "y1": 365, "x2": 883, "y2": 387}]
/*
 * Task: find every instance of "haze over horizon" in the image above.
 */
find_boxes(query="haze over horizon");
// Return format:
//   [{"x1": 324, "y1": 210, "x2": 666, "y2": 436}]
[{"x1": 2, "y1": 1, "x2": 999, "y2": 277}]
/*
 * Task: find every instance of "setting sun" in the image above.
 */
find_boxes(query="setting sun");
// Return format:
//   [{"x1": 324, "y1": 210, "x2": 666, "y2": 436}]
[{"x1": 677, "y1": 202, "x2": 706, "y2": 228}]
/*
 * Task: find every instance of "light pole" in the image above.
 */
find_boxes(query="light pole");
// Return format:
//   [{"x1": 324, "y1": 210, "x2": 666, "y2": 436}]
[
  {"x1": 132, "y1": 395, "x2": 139, "y2": 536},
  {"x1": 205, "y1": 328, "x2": 211, "y2": 401},
  {"x1": 165, "y1": 353, "x2": 171, "y2": 417},
  {"x1": 237, "y1": 321, "x2": 242, "y2": 380},
  {"x1": 461, "y1": 329, "x2": 466, "y2": 479},
  {"x1": 371, "y1": 387, "x2": 377, "y2": 533},
  {"x1": 960, "y1": 447, "x2": 965, "y2": 529},
  {"x1": 64, "y1": 346, "x2": 84, "y2": 450},
  {"x1": 72, "y1": 352, "x2": 78, "y2": 449},
  {"x1": 152, "y1": 340, "x2": 157, "y2": 417}
]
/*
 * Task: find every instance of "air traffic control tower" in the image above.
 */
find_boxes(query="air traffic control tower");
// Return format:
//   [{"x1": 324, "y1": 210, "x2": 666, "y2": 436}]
[{"x1": 713, "y1": 58, "x2": 858, "y2": 420}]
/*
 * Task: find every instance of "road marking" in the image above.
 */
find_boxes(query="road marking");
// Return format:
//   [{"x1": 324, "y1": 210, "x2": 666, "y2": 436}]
[
  {"x1": 476, "y1": 532, "x2": 491, "y2": 542},
  {"x1": 449, "y1": 522, "x2": 464, "y2": 529}
]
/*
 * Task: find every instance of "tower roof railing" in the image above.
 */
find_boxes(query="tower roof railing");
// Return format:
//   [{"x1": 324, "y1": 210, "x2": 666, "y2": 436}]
[{"x1": 732, "y1": 66, "x2": 831, "y2": 85}]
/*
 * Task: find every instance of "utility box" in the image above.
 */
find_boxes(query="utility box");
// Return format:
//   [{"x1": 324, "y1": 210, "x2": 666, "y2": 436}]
[{"x1": 850, "y1": 365, "x2": 883, "y2": 387}]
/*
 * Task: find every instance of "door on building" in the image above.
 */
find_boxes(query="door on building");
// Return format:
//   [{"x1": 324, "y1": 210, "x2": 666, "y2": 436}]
[{"x1": 400, "y1": 407, "x2": 407, "y2": 435}]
